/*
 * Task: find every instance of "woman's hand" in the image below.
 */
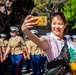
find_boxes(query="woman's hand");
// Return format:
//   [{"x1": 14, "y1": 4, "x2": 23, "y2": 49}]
[{"x1": 21, "y1": 15, "x2": 38, "y2": 32}]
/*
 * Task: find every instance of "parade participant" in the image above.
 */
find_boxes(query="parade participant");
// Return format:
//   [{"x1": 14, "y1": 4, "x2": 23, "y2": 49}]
[
  {"x1": 0, "y1": 33, "x2": 8, "y2": 56},
  {"x1": 4, "y1": 26, "x2": 28, "y2": 75},
  {"x1": 25, "y1": 29, "x2": 43, "y2": 75},
  {"x1": 0, "y1": 41, "x2": 4, "y2": 75},
  {"x1": 40, "y1": 50, "x2": 47, "y2": 74},
  {"x1": 21, "y1": 12, "x2": 76, "y2": 75},
  {"x1": 0, "y1": 33, "x2": 8, "y2": 73},
  {"x1": 24, "y1": 36, "x2": 31, "y2": 73}
]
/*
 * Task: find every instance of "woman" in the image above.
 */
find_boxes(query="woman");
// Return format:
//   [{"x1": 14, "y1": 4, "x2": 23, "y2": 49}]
[
  {"x1": 21, "y1": 12, "x2": 76, "y2": 75},
  {"x1": 4, "y1": 26, "x2": 28, "y2": 75}
]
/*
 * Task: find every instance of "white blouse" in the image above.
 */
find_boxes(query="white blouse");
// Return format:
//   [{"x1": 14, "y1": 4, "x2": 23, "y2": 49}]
[{"x1": 42, "y1": 32, "x2": 76, "y2": 62}]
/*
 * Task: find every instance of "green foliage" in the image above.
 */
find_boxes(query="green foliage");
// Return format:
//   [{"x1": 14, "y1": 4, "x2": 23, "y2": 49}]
[
  {"x1": 61, "y1": 0, "x2": 76, "y2": 29},
  {"x1": 33, "y1": 0, "x2": 50, "y2": 5},
  {"x1": 31, "y1": 0, "x2": 51, "y2": 16}
]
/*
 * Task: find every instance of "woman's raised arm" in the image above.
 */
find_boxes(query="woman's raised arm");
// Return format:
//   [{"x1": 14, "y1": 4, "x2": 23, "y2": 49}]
[{"x1": 21, "y1": 15, "x2": 48, "y2": 51}]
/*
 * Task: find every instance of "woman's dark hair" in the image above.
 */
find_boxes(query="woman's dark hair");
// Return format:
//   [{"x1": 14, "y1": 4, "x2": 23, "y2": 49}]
[{"x1": 50, "y1": 12, "x2": 66, "y2": 24}]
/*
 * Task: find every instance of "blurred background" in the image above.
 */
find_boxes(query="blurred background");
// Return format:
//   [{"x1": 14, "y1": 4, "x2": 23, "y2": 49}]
[{"x1": 0, "y1": 0, "x2": 76, "y2": 39}]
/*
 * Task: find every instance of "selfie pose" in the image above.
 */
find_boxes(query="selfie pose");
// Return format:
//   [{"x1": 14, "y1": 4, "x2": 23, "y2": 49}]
[{"x1": 21, "y1": 12, "x2": 76, "y2": 75}]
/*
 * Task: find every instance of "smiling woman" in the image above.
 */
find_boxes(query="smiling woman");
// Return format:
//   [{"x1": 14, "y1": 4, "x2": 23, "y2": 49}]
[
  {"x1": 21, "y1": 12, "x2": 76, "y2": 75},
  {"x1": 51, "y1": 12, "x2": 66, "y2": 39}
]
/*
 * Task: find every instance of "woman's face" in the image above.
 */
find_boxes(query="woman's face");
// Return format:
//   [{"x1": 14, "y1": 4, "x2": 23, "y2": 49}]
[{"x1": 51, "y1": 16, "x2": 66, "y2": 38}]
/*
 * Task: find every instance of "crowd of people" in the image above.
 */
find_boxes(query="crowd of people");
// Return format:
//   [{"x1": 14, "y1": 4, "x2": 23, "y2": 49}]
[
  {"x1": 0, "y1": 26, "x2": 47, "y2": 75},
  {"x1": 0, "y1": 0, "x2": 15, "y2": 15},
  {"x1": 0, "y1": 1, "x2": 76, "y2": 75}
]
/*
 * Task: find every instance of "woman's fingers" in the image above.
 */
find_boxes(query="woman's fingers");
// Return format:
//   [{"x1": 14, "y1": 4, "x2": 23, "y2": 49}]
[
  {"x1": 25, "y1": 15, "x2": 33, "y2": 20},
  {"x1": 25, "y1": 22, "x2": 38, "y2": 26},
  {"x1": 24, "y1": 22, "x2": 38, "y2": 29},
  {"x1": 22, "y1": 15, "x2": 38, "y2": 31},
  {"x1": 24, "y1": 17, "x2": 38, "y2": 24}
]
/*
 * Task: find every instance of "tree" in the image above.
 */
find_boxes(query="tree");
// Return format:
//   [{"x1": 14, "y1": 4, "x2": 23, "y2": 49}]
[
  {"x1": 31, "y1": 0, "x2": 67, "y2": 17},
  {"x1": 61, "y1": 0, "x2": 76, "y2": 29},
  {"x1": 31, "y1": 0, "x2": 52, "y2": 16}
]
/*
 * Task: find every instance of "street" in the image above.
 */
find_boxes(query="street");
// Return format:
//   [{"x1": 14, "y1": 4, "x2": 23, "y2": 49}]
[
  {"x1": 3, "y1": 59, "x2": 46, "y2": 75},
  {"x1": 4, "y1": 59, "x2": 33, "y2": 75}
]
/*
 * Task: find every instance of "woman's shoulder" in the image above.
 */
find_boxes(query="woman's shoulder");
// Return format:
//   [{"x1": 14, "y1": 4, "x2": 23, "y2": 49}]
[
  {"x1": 41, "y1": 35, "x2": 53, "y2": 47},
  {"x1": 41, "y1": 35, "x2": 52, "y2": 40}
]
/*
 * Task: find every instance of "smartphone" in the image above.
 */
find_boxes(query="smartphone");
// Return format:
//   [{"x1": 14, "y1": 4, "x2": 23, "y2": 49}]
[{"x1": 34, "y1": 16, "x2": 47, "y2": 26}]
